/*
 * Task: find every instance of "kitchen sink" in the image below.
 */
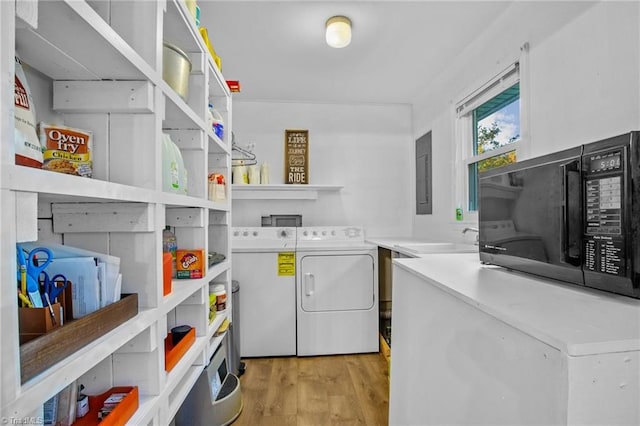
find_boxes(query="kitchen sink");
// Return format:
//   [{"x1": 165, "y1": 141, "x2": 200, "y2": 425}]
[{"x1": 394, "y1": 242, "x2": 477, "y2": 254}]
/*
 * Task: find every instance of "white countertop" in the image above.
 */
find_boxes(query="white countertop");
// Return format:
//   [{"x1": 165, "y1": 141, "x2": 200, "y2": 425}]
[
  {"x1": 366, "y1": 237, "x2": 477, "y2": 257},
  {"x1": 366, "y1": 237, "x2": 419, "y2": 254},
  {"x1": 394, "y1": 253, "x2": 640, "y2": 356}
]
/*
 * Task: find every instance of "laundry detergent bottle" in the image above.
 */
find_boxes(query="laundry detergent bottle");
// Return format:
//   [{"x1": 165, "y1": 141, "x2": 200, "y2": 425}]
[{"x1": 208, "y1": 104, "x2": 224, "y2": 140}]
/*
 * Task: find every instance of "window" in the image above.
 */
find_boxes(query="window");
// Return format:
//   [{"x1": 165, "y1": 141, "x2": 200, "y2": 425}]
[
  {"x1": 468, "y1": 83, "x2": 520, "y2": 210},
  {"x1": 456, "y1": 61, "x2": 526, "y2": 213}
]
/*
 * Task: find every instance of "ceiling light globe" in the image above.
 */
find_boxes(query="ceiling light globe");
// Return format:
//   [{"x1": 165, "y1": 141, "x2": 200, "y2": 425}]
[{"x1": 326, "y1": 16, "x2": 352, "y2": 48}]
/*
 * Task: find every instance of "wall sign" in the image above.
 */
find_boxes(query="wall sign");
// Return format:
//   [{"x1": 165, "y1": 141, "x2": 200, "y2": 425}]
[{"x1": 284, "y1": 129, "x2": 309, "y2": 184}]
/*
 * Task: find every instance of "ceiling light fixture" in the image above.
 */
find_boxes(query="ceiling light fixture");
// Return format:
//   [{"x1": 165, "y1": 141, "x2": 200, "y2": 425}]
[{"x1": 325, "y1": 16, "x2": 352, "y2": 48}]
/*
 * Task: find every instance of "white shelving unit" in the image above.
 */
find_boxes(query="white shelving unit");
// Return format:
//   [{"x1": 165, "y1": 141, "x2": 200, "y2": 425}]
[
  {"x1": 1, "y1": 1, "x2": 232, "y2": 423},
  {"x1": 232, "y1": 184, "x2": 343, "y2": 200}
]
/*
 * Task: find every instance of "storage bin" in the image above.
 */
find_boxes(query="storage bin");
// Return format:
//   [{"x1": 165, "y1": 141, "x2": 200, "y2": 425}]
[
  {"x1": 20, "y1": 294, "x2": 138, "y2": 383},
  {"x1": 164, "y1": 327, "x2": 196, "y2": 372},
  {"x1": 72, "y1": 386, "x2": 139, "y2": 426},
  {"x1": 163, "y1": 41, "x2": 192, "y2": 101},
  {"x1": 19, "y1": 303, "x2": 62, "y2": 344},
  {"x1": 163, "y1": 252, "x2": 172, "y2": 296}
]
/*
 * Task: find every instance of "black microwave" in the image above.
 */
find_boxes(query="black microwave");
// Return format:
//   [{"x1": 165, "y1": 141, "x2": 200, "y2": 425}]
[
  {"x1": 261, "y1": 214, "x2": 302, "y2": 227},
  {"x1": 479, "y1": 131, "x2": 640, "y2": 299}
]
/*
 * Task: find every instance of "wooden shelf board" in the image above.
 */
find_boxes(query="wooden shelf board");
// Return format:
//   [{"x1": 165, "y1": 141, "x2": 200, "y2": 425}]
[
  {"x1": 232, "y1": 184, "x2": 343, "y2": 200},
  {"x1": 12, "y1": 308, "x2": 156, "y2": 415},
  {"x1": 3, "y1": 165, "x2": 232, "y2": 211},
  {"x1": 15, "y1": 0, "x2": 154, "y2": 81}
]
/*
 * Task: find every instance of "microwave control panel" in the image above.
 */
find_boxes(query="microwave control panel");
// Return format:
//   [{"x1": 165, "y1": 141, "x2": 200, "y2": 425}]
[{"x1": 583, "y1": 150, "x2": 625, "y2": 276}]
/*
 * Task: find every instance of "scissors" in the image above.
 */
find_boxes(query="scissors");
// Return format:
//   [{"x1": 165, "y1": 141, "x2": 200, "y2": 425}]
[
  {"x1": 16, "y1": 244, "x2": 53, "y2": 308},
  {"x1": 39, "y1": 271, "x2": 68, "y2": 303}
]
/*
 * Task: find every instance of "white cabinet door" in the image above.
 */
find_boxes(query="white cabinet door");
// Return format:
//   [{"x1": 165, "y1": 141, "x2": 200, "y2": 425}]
[
  {"x1": 233, "y1": 252, "x2": 297, "y2": 357},
  {"x1": 299, "y1": 253, "x2": 375, "y2": 312}
]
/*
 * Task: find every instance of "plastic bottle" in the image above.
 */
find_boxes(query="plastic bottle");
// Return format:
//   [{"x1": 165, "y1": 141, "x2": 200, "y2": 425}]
[
  {"x1": 163, "y1": 226, "x2": 178, "y2": 278},
  {"x1": 181, "y1": 167, "x2": 188, "y2": 195},
  {"x1": 163, "y1": 133, "x2": 187, "y2": 195},
  {"x1": 171, "y1": 139, "x2": 187, "y2": 195},
  {"x1": 162, "y1": 133, "x2": 179, "y2": 193},
  {"x1": 456, "y1": 206, "x2": 464, "y2": 221},
  {"x1": 232, "y1": 164, "x2": 248, "y2": 184},
  {"x1": 208, "y1": 104, "x2": 224, "y2": 140},
  {"x1": 210, "y1": 284, "x2": 227, "y2": 311},
  {"x1": 260, "y1": 162, "x2": 270, "y2": 184},
  {"x1": 206, "y1": 107, "x2": 214, "y2": 131}
]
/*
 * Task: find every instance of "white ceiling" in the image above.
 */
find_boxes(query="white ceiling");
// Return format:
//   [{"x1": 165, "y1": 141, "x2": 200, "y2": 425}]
[{"x1": 197, "y1": 1, "x2": 591, "y2": 105}]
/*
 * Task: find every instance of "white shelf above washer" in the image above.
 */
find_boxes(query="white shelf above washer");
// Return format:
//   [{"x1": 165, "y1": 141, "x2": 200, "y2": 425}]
[{"x1": 232, "y1": 184, "x2": 343, "y2": 200}]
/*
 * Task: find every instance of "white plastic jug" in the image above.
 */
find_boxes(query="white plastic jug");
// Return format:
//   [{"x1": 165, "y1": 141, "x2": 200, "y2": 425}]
[
  {"x1": 232, "y1": 164, "x2": 248, "y2": 184},
  {"x1": 162, "y1": 133, "x2": 188, "y2": 194},
  {"x1": 162, "y1": 133, "x2": 180, "y2": 193},
  {"x1": 171, "y1": 138, "x2": 188, "y2": 195}
]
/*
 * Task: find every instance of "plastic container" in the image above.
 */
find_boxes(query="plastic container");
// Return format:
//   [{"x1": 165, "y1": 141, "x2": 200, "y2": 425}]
[
  {"x1": 163, "y1": 226, "x2": 178, "y2": 278},
  {"x1": 181, "y1": 166, "x2": 188, "y2": 195},
  {"x1": 260, "y1": 162, "x2": 270, "y2": 184},
  {"x1": 200, "y1": 28, "x2": 222, "y2": 71},
  {"x1": 210, "y1": 284, "x2": 227, "y2": 311},
  {"x1": 206, "y1": 108, "x2": 215, "y2": 131},
  {"x1": 208, "y1": 173, "x2": 226, "y2": 201},
  {"x1": 248, "y1": 165, "x2": 260, "y2": 184},
  {"x1": 184, "y1": 0, "x2": 197, "y2": 19},
  {"x1": 232, "y1": 165, "x2": 248, "y2": 184},
  {"x1": 162, "y1": 134, "x2": 180, "y2": 193},
  {"x1": 208, "y1": 104, "x2": 224, "y2": 140},
  {"x1": 162, "y1": 252, "x2": 172, "y2": 296},
  {"x1": 163, "y1": 41, "x2": 192, "y2": 101},
  {"x1": 162, "y1": 133, "x2": 187, "y2": 194},
  {"x1": 172, "y1": 139, "x2": 187, "y2": 195}
]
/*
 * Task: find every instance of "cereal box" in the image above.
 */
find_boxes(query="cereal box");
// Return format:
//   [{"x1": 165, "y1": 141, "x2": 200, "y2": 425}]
[
  {"x1": 39, "y1": 122, "x2": 93, "y2": 177},
  {"x1": 176, "y1": 249, "x2": 205, "y2": 279}
]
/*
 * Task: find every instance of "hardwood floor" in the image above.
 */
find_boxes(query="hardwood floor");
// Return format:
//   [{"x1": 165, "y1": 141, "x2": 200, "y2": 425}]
[{"x1": 232, "y1": 353, "x2": 389, "y2": 426}]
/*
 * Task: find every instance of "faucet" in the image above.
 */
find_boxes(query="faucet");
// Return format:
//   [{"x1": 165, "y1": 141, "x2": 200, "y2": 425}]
[{"x1": 462, "y1": 227, "x2": 479, "y2": 245}]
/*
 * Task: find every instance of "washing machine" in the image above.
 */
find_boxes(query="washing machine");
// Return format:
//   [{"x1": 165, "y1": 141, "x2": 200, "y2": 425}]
[
  {"x1": 296, "y1": 226, "x2": 379, "y2": 356},
  {"x1": 232, "y1": 227, "x2": 297, "y2": 357}
]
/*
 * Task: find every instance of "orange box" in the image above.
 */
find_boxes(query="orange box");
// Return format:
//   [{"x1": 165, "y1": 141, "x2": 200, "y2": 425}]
[
  {"x1": 176, "y1": 249, "x2": 205, "y2": 279},
  {"x1": 226, "y1": 80, "x2": 241, "y2": 92},
  {"x1": 72, "y1": 386, "x2": 138, "y2": 426},
  {"x1": 164, "y1": 327, "x2": 196, "y2": 372},
  {"x1": 162, "y1": 252, "x2": 172, "y2": 296}
]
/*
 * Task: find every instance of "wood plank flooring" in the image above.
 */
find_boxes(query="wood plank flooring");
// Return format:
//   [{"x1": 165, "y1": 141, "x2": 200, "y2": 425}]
[{"x1": 232, "y1": 353, "x2": 389, "y2": 426}]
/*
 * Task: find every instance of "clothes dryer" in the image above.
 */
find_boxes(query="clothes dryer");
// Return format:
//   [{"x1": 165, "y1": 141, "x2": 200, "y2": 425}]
[
  {"x1": 232, "y1": 227, "x2": 297, "y2": 357},
  {"x1": 296, "y1": 226, "x2": 378, "y2": 356}
]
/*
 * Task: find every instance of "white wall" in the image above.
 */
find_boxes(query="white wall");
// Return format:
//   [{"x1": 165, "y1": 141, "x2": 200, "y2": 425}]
[
  {"x1": 412, "y1": 1, "x2": 640, "y2": 243},
  {"x1": 230, "y1": 101, "x2": 413, "y2": 237}
]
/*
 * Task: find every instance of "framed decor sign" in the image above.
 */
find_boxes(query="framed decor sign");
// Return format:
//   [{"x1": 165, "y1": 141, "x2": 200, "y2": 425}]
[{"x1": 284, "y1": 129, "x2": 309, "y2": 184}]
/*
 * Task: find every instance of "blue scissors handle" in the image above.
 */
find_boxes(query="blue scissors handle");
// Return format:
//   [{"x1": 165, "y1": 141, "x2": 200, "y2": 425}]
[
  {"x1": 26, "y1": 247, "x2": 53, "y2": 280},
  {"x1": 40, "y1": 272, "x2": 68, "y2": 303}
]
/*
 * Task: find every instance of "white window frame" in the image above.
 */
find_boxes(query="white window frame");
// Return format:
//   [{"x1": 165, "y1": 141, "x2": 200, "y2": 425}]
[{"x1": 453, "y1": 44, "x2": 530, "y2": 221}]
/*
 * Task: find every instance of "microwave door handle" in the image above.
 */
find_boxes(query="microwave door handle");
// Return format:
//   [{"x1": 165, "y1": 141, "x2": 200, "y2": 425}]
[{"x1": 562, "y1": 159, "x2": 582, "y2": 266}]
